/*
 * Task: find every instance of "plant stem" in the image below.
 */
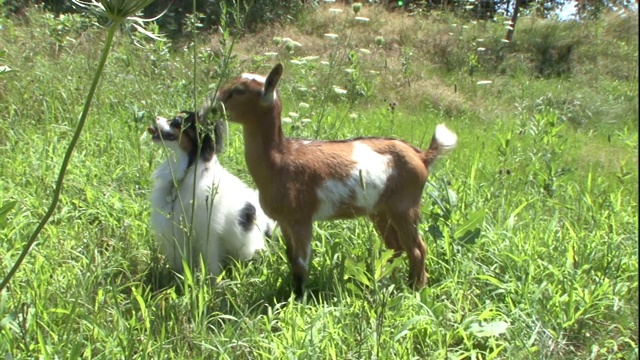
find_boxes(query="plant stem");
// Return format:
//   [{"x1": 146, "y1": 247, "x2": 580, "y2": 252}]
[{"x1": 0, "y1": 22, "x2": 121, "y2": 293}]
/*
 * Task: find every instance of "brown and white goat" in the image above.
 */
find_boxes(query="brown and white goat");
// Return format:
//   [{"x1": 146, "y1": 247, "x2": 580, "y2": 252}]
[{"x1": 204, "y1": 63, "x2": 457, "y2": 298}]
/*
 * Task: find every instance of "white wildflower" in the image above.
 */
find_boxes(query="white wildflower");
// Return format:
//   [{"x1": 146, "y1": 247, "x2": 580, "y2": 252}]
[{"x1": 333, "y1": 86, "x2": 347, "y2": 95}]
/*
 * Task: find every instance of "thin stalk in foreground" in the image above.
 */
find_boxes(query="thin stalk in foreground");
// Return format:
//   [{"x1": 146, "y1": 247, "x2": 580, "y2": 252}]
[{"x1": 0, "y1": 24, "x2": 120, "y2": 293}]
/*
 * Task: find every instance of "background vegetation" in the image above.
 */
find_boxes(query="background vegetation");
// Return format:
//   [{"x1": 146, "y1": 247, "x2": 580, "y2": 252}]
[{"x1": 0, "y1": 0, "x2": 637, "y2": 358}]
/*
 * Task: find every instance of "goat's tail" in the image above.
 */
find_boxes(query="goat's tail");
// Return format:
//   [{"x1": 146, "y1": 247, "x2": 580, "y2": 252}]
[{"x1": 423, "y1": 123, "x2": 457, "y2": 168}]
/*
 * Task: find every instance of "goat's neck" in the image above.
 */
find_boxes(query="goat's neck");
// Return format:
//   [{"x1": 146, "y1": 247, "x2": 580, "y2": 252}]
[
  {"x1": 242, "y1": 117, "x2": 287, "y2": 189},
  {"x1": 166, "y1": 151, "x2": 191, "y2": 184},
  {"x1": 165, "y1": 150, "x2": 216, "y2": 187}
]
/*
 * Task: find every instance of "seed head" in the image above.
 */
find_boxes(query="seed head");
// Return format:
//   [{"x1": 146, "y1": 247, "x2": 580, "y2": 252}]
[{"x1": 73, "y1": 0, "x2": 155, "y2": 23}]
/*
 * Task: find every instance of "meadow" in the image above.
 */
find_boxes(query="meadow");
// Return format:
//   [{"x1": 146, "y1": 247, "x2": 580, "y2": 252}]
[{"x1": 0, "y1": 2, "x2": 638, "y2": 359}]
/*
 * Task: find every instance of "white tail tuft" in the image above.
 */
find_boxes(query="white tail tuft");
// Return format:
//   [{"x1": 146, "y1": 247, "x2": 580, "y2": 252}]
[{"x1": 434, "y1": 123, "x2": 458, "y2": 152}]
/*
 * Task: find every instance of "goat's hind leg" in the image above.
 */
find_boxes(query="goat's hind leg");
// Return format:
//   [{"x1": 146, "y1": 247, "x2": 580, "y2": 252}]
[
  {"x1": 281, "y1": 222, "x2": 313, "y2": 300},
  {"x1": 369, "y1": 212, "x2": 403, "y2": 258},
  {"x1": 387, "y1": 207, "x2": 428, "y2": 289}
]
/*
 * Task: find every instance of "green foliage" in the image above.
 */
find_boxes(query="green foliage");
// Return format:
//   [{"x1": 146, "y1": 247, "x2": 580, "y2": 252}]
[
  {"x1": 509, "y1": 19, "x2": 578, "y2": 78},
  {"x1": 0, "y1": 3, "x2": 638, "y2": 359},
  {"x1": 140, "y1": 0, "x2": 306, "y2": 35},
  {"x1": 44, "y1": 11, "x2": 95, "y2": 55}
]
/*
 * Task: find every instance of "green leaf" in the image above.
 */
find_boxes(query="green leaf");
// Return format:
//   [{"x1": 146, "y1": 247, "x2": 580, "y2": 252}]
[
  {"x1": 0, "y1": 201, "x2": 17, "y2": 229},
  {"x1": 375, "y1": 249, "x2": 398, "y2": 281},
  {"x1": 474, "y1": 275, "x2": 505, "y2": 288},
  {"x1": 467, "y1": 321, "x2": 509, "y2": 337},
  {"x1": 394, "y1": 315, "x2": 430, "y2": 341},
  {"x1": 344, "y1": 257, "x2": 371, "y2": 287},
  {"x1": 455, "y1": 209, "x2": 486, "y2": 239},
  {"x1": 458, "y1": 228, "x2": 481, "y2": 245}
]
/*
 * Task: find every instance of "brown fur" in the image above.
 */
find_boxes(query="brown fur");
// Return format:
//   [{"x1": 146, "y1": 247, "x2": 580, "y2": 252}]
[{"x1": 208, "y1": 64, "x2": 455, "y2": 299}]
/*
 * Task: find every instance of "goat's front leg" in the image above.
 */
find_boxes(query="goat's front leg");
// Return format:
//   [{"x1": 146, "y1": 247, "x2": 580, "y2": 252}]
[{"x1": 281, "y1": 222, "x2": 313, "y2": 300}]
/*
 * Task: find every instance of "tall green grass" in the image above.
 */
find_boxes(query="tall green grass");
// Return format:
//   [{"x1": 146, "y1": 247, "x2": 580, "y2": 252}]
[{"x1": 0, "y1": 3, "x2": 637, "y2": 359}]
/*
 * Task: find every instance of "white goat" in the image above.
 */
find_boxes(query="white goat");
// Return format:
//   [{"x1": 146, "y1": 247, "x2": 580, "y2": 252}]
[{"x1": 149, "y1": 111, "x2": 274, "y2": 276}]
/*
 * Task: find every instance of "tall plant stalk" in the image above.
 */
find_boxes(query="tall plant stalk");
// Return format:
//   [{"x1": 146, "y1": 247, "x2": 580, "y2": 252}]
[
  {"x1": 0, "y1": 0, "x2": 157, "y2": 293},
  {"x1": 0, "y1": 25, "x2": 118, "y2": 293}
]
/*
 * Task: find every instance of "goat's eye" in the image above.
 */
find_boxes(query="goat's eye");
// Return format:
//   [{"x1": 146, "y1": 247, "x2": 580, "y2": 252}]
[
  {"x1": 170, "y1": 118, "x2": 182, "y2": 127},
  {"x1": 225, "y1": 87, "x2": 245, "y2": 102}
]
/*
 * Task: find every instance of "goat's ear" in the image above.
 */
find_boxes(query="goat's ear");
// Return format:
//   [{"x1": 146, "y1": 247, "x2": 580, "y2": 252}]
[
  {"x1": 261, "y1": 63, "x2": 283, "y2": 105},
  {"x1": 212, "y1": 119, "x2": 227, "y2": 154}
]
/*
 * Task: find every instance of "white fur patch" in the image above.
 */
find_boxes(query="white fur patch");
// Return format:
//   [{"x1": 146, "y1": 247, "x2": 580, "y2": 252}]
[
  {"x1": 150, "y1": 140, "x2": 274, "y2": 276},
  {"x1": 241, "y1": 73, "x2": 267, "y2": 83},
  {"x1": 296, "y1": 242, "x2": 313, "y2": 271},
  {"x1": 153, "y1": 116, "x2": 184, "y2": 152},
  {"x1": 434, "y1": 123, "x2": 458, "y2": 151},
  {"x1": 155, "y1": 116, "x2": 171, "y2": 132},
  {"x1": 313, "y1": 143, "x2": 391, "y2": 221},
  {"x1": 241, "y1": 73, "x2": 278, "y2": 103}
]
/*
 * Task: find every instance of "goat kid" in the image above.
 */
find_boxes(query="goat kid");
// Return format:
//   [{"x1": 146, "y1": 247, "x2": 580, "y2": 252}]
[
  {"x1": 149, "y1": 111, "x2": 274, "y2": 277},
  {"x1": 206, "y1": 64, "x2": 457, "y2": 298}
]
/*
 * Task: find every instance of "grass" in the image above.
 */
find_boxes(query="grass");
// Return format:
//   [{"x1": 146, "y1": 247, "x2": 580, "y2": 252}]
[{"x1": 0, "y1": 3, "x2": 638, "y2": 359}]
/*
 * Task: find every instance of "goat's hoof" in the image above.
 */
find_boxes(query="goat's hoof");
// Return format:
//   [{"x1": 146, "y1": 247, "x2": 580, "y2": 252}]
[{"x1": 410, "y1": 272, "x2": 428, "y2": 290}]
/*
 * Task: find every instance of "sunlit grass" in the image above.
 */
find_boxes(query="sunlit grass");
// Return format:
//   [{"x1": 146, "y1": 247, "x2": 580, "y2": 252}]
[{"x1": 0, "y1": 2, "x2": 637, "y2": 359}]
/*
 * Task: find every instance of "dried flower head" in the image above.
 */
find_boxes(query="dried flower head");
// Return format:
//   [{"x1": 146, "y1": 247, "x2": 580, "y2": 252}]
[
  {"x1": 72, "y1": 0, "x2": 155, "y2": 23},
  {"x1": 72, "y1": 0, "x2": 164, "y2": 40}
]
